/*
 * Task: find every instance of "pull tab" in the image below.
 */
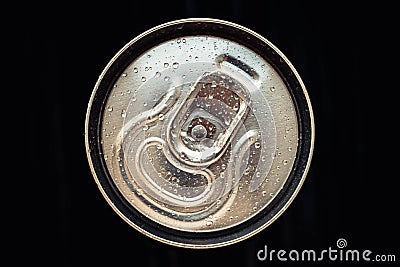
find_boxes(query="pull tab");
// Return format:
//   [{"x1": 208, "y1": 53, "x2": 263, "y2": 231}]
[{"x1": 166, "y1": 68, "x2": 252, "y2": 166}]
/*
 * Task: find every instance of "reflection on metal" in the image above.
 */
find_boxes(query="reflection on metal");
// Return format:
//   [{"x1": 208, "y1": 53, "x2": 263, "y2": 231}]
[{"x1": 85, "y1": 18, "x2": 315, "y2": 249}]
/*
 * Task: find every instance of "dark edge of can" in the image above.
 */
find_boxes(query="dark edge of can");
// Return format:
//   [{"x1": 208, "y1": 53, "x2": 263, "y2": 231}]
[{"x1": 86, "y1": 19, "x2": 313, "y2": 248}]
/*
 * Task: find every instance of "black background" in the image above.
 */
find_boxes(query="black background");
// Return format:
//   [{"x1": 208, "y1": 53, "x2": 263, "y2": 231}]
[{"x1": 22, "y1": 1, "x2": 398, "y2": 266}]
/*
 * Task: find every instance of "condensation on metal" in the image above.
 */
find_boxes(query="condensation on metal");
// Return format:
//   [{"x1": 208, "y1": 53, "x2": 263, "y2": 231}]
[
  {"x1": 102, "y1": 34, "x2": 297, "y2": 231},
  {"x1": 86, "y1": 18, "x2": 314, "y2": 248}
]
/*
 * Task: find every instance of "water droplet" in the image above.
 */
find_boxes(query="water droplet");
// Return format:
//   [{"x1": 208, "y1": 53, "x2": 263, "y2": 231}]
[
  {"x1": 121, "y1": 109, "x2": 126, "y2": 118},
  {"x1": 270, "y1": 86, "x2": 275, "y2": 92},
  {"x1": 133, "y1": 67, "x2": 138, "y2": 73},
  {"x1": 262, "y1": 191, "x2": 267, "y2": 196},
  {"x1": 158, "y1": 114, "x2": 164, "y2": 121},
  {"x1": 155, "y1": 71, "x2": 161, "y2": 78},
  {"x1": 136, "y1": 188, "x2": 143, "y2": 196},
  {"x1": 164, "y1": 62, "x2": 169, "y2": 68},
  {"x1": 171, "y1": 130, "x2": 177, "y2": 137},
  {"x1": 254, "y1": 142, "x2": 261, "y2": 149},
  {"x1": 141, "y1": 76, "x2": 146, "y2": 82},
  {"x1": 283, "y1": 159, "x2": 289, "y2": 165},
  {"x1": 107, "y1": 106, "x2": 113, "y2": 112},
  {"x1": 122, "y1": 73, "x2": 127, "y2": 77},
  {"x1": 164, "y1": 76, "x2": 170, "y2": 81},
  {"x1": 172, "y1": 62, "x2": 179, "y2": 69},
  {"x1": 206, "y1": 221, "x2": 213, "y2": 226}
]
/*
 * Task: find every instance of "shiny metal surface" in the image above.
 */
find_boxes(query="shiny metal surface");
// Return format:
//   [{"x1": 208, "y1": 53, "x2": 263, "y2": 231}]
[{"x1": 85, "y1": 18, "x2": 314, "y2": 248}]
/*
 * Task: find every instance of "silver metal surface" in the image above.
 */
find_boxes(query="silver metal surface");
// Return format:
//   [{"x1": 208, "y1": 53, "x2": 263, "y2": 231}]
[{"x1": 85, "y1": 18, "x2": 314, "y2": 248}]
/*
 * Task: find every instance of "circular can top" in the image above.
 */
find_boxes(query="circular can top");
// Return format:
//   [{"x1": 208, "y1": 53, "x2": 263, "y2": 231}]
[{"x1": 85, "y1": 18, "x2": 314, "y2": 248}]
